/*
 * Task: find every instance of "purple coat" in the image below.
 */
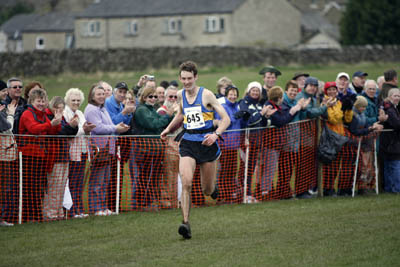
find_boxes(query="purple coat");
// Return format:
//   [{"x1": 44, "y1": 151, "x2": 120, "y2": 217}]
[{"x1": 84, "y1": 103, "x2": 117, "y2": 155}]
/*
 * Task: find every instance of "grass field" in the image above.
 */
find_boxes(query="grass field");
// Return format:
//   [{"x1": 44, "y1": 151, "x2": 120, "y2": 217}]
[
  {"x1": 2, "y1": 62, "x2": 399, "y2": 266},
  {"x1": 19, "y1": 62, "x2": 398, "y2": 107},
  {"x1": 1, "y1": 193, "x2": 399, "y2": 266}
]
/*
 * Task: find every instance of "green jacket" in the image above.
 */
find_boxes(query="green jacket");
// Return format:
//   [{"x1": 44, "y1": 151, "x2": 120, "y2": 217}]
[
  {"x1": 296, "y1": 90, "x2": 327, "y2": 120},
  {"x1": 134, "y1": 103, "x2": 171, "y2": 136}
]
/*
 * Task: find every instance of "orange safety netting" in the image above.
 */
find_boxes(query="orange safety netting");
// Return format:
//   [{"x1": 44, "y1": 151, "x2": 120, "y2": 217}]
[
  {"x1": 0, "y1": 119, "x2": 381, "y2": 224},
  {"x1": 320, "y1": 121, "x2": 380, "y2": 196}
]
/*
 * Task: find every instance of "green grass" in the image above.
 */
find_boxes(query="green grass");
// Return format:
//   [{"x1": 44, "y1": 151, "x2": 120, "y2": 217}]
[
  {"x1": 1, "y1": 194, "x2": 399, "y2": 266},
  {"x1": 19, "y1": 62, "x2": 398, "y2": 108}
]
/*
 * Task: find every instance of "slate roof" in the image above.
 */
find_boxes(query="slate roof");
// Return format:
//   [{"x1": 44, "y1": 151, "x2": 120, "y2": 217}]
[
  {"x1": 0, "y1": 12, "x2": 74, "y2": 39},
  {"x1": 0, "y1": 13, "x2": 39, "y2": 39},
  {"x1": 301, "y1": 11, "x2": 340, "y2": 40},
  {"x1": 76, "y1": 0, "x2": 247, "y2": 18},
  {"x1": 23, "y1": 12, "x2": 75, "y2": 33}
]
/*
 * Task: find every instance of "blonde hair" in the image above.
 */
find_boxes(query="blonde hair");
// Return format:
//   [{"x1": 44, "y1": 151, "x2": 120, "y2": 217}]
[
  {"x1": 216, "y1": 76, "x2": 233, "y2": 94},
  {"x1": 28, "y1": 88, "x2": 47, "y2": 104},
  {"x1": 354, "y1": 95, "x2": 368, "y2": 109},
  {"x1": 139, "y1": 85, "x2": 156, "y2": 104}
]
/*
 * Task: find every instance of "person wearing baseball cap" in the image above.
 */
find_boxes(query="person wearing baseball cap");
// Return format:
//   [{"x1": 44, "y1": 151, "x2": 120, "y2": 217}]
[
  {"x1": 295, "y1": 76, "x2": 333, "y2": 199},
  {"x1": 335, "y1": 72, "x2": 356, "y2": 101},
  {"x1": 105, "y1": 81, "x2": 134, "y2": 126},
  {"x1": 350, "y1": 71, "x2": 368, "y2": 94},
  {"x1": 258, "y1": 66, "x2": 281, "y2": 105},
  {"x1": 104, "y1": 81, "x2": 135, "y2": 212}
]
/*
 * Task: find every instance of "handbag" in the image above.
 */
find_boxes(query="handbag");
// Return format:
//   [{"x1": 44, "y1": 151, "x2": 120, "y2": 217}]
[
  {"x1": 317, "y1": 123, "x2": 349, "y2": 164},
  {"x1": 0, "y1": 135, "x2": 17, "y2": 162}
]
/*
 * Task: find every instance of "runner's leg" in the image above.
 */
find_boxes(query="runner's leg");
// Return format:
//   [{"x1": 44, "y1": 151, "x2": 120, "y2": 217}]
[
  {"x1": 179, "y1": 156, "x2": 196, "y2": 223},
  {"x1": 200, "y1": 160, "x2": 217, "y2": 196}
]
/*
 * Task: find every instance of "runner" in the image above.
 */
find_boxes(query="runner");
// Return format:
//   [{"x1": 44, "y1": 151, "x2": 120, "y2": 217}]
[{"x1": 161, "y1": 61, "x2": 230, "y2": 239}]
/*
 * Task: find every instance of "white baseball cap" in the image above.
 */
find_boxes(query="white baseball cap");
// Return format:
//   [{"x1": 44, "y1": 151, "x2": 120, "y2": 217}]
[{"x1": 336, "y1": 72, "x2": 350, "y2": 80}]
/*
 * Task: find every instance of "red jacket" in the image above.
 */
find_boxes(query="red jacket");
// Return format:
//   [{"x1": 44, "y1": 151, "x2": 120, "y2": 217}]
[{"x1": 18, "y1": 105, "x2": 61, "y2": 158}]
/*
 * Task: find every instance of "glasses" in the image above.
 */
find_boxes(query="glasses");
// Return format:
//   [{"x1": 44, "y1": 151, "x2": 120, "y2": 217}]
[
  {"x1": 168, "y1": 95, "x2": 178, "y2": 99},
  {"x1": 148, "y1": 95, "x2": 158, "y2": 99},
  {"x1": 11, "y1": 86, "x2": 23, "y2": 89}
]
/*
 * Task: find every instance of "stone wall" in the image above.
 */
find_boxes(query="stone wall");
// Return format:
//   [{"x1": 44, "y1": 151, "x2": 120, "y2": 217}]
[{"x1": 0, "y1": 45, "x2": 399, "y2": 77}]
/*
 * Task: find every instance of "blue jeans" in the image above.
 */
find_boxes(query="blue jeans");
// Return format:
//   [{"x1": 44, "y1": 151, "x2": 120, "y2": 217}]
[
  {"x1": 0, "y1": 160, "x2": 18, "y2": 222},
  {"x1": 384, "y1": 160, "x2": 400, "y2": 193},
  {"x1": 88, "y1": 164, "x2": 110, "y2": 213},
  {"x1": 68, "y1": 155, "x2": 87, "y2": 216},
  {"x1": 129, "y1": 144, "x2": 139, "y2": 209},
  {"x1": 260, "y1": 148, "x2": 279, "y2": 193}
]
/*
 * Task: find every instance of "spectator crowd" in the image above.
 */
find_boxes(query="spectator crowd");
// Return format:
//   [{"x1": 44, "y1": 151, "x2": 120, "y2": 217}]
[{"x1": 0, "y1": 66, "x2": 399, "y2": 227}]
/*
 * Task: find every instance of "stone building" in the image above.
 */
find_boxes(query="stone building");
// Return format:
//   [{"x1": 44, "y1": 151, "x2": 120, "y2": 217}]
[
  {"x1": 22, "y1": 12, "x2": 75, "y2": 51},
  {"x1": 74, "y1": 0, "x2": 301, "y2": 49}
]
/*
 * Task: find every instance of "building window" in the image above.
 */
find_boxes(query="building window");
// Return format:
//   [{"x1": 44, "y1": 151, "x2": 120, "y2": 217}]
[
  {"x1": 126, "y1": 21, "x2": 138, "y2": 36},
  {"x1": 89, "y1": 21, "x2": 101, "y2": 36},
  {"x1": 65, "y1": 34, "x2": 74, "y2": 49},
  {"x1": 164, "y1": 18, "x2": 182, "y2": 34},
  {"x1": 205, "y1": 17, "x2": 225, "y2": 33},
  {"x1": 36, "y1": 36, "x2": 45, "y2": 50},
  {"x1": 81, "y1": 21, "x2": 101, "y2": 37}
]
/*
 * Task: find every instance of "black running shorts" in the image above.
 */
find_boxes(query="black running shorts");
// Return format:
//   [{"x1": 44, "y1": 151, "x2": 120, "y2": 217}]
[{"x1": 179, "y1": 139, "x2": 221, "y2": 164}]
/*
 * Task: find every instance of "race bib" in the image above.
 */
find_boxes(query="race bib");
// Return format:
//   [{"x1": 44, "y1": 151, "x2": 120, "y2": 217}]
[{"x1": 184, "y1": 106, "x2": 205, "y2": 130}]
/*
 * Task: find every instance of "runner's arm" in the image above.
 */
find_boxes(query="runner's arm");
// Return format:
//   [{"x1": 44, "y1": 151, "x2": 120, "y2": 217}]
[{"x1": 202, "y1": 89, "x2": 230, "y2": 145}]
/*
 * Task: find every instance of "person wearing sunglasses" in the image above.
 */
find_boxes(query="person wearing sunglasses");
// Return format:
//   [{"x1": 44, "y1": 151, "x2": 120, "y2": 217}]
[
  {"x1": 133, "y1": 84, "x2": 173, "y2": 210},
  {"x1": 157, "y1": 85, "x2": 178, "y2": 116},
  {"x1": 6, "y1": 78, "x2": 25, "y2": 106},
  {"x1": 157, "y1": 85, "x2": 180, "y2": 208}
]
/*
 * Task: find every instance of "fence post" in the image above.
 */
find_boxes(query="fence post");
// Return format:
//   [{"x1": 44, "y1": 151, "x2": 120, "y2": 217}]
[
  {"x1": 352, "y1": 138, "x2": 362, "y2": 197},
  {"x1": 18, "y1": 151, "x2": 23, "y2": 225},
  {"x1": 317, "y1": 119, "x2": 323, "y2": 197},
  {"x1": 374, "y1": 138, "x2": 379, "y2": 195},
  {"x1": 243, "y1": 128, "x2": 250, "y2": 204},
  {"x1": 116, "y1": 146, "x2": 121, "y2": 215}
]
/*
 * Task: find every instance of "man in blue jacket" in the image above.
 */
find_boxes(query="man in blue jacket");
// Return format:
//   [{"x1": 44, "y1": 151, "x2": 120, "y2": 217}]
[{"x1": 105, "y1": 82, "x2": 136, "y2": 212}]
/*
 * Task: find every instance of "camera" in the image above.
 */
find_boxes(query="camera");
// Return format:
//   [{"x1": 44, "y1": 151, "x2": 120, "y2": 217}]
[{"x1": 147, "y1": 75, "x2": 155, "y2": 81}]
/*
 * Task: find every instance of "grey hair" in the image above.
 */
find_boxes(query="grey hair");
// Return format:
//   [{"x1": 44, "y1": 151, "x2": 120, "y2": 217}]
[
  {"x1": 376, "y1": 75, "x2": 385, "y2": 85},
  {"x1": 49, "y1": 96, "x2": 65, "y2": 110},
  {"x1": 164, "y1": 85, "x2": 178, "y2": 96},
  {"x1": 364, "y1": 79, "x2": 377, "y2": 90},
  {"x1": 65, "y1": 88, "x2": 85, "y2": 107},
  {"x1": 388, "y1": 88, "x2": 400, "y2": 99},
  {"x1": 7, "y1": 77, "x2": 23, "y2": 88}
]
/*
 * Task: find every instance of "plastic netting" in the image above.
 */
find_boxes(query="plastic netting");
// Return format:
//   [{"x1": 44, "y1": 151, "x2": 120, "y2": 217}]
[
  {"x1": 320, "y1": 121, "x2": 380, "y2": 197},
  {"x1": 0, "y1": 119, "x2": 381, "y2": 224}
]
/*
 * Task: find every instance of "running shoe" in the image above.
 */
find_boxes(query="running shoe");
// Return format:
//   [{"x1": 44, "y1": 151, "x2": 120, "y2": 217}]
[
  {"x1": 210, "y1": 186, "x2": 219, "y2": 200},
  {"x1": 178, "y1": 222, "x2": 192, "y2": 239}
]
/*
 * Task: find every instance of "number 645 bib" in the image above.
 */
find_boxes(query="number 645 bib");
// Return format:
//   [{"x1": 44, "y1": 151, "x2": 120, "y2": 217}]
[{"x1": 184, "y1": 106, "x2": 205, "y2": 130}]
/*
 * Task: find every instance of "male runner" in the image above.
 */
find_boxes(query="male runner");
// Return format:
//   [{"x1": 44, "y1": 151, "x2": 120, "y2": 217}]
[{"x1": 160, "y1": 61, "x2": 230, "y2": 239}]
